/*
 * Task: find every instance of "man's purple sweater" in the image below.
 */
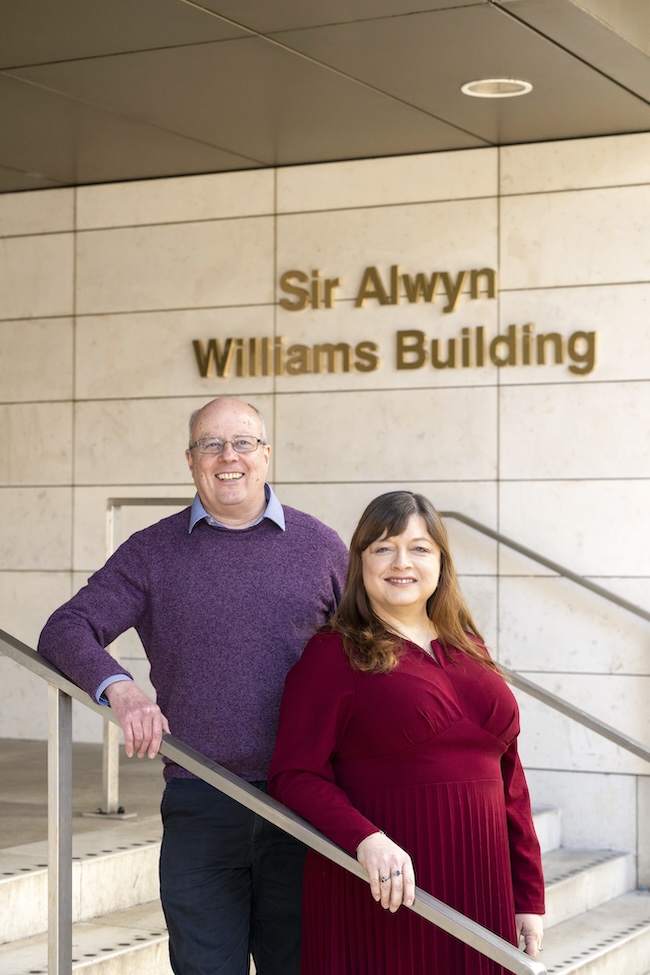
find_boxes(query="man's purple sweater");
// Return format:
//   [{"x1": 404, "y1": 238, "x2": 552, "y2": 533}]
[{"x1": 38, "y1": 504, "x2": 348, "y2": 782}]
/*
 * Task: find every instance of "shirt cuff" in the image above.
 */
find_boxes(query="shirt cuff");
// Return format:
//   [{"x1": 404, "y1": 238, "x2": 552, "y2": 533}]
[{"x1": 96, "y1": 674, "x2": 133, "y2": 705}]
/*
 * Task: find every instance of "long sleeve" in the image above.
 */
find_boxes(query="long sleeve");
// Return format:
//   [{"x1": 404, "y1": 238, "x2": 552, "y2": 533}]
[
  {"x1": 501, "y1": 737, "x2": 546, "y2": 914},
  {"x1": 37, "y1": 539, "x2": 148, "y2": 701},
  {"x1": 269, "y1": 632, "x2": 380, "y2": 855}
]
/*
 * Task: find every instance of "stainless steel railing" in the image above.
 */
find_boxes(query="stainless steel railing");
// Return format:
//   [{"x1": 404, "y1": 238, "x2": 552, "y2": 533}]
[
  {"x1": 0, "y1": 626, "x2": 547, "y2": 975},
  {"x1": 439, "y1": 510, "x2": 650, "y2": 765},
  {"x1": 440, "y1": 510, "x2": 650, "y2": 624}
]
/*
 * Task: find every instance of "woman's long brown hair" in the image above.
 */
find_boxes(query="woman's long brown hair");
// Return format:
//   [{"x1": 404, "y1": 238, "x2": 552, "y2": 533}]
[{"x1": 330, "y1": 491, "x2": 497, "y2": 674}]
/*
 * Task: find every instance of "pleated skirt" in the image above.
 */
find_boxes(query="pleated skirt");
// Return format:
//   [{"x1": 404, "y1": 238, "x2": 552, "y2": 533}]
[{"x1": 300, "y1": 779, "x2": 518, "y2": 975}]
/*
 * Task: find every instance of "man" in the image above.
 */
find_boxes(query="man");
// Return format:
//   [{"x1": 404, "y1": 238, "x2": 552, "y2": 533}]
[{"x1": 38, "y1": 397, "x2": 349, "y2": 975}]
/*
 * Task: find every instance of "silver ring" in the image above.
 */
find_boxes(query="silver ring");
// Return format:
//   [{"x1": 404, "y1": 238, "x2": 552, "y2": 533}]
[
  {"x1": 379, "y1": 874, "x2": 390, "y2": 883},
  {"x1": 393, "y1": 870, "x2": 401, "y2": 877}
]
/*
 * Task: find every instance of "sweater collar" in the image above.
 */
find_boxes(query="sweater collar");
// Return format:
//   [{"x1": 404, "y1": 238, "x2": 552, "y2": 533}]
[{"x1": 188, "y1": 484, "x2": 285, "y2": 533}]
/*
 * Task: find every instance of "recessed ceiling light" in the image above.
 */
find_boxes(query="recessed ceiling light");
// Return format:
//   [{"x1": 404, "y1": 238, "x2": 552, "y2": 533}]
[{"x1": 461, "y1": 78, "x2": 533, "y2": 98}]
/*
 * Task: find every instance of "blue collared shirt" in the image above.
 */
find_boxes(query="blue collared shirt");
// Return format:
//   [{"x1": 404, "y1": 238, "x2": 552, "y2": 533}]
[
  {"x1": 188, "y1": 483, "x2": 285, "y2": 533},
  {"x1": 96, "y1": 484, "x2": 285, "y2": 703}
]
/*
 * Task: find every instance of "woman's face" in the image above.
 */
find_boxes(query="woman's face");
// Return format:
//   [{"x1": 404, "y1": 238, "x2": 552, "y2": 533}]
[{"x1": 361, "y1": 513, "x2": 441, "y2": 620}]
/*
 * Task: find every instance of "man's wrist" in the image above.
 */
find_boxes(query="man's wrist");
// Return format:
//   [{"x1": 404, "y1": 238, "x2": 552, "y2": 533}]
[{"x1": 96, "y1": 674, "x2": 133, "y2": 705}]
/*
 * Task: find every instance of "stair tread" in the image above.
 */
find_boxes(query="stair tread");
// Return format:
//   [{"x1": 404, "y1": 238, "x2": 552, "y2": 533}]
[
  {"x1": 541, "y1": 889, "x2": 650, "y2": 972},
  {"x1": 0, "y1": 816, "x2": 162, "y2": 873},
  {"x1": 542, "y1": 846, "x2": 631, "y2": 885},
  {"x1": 0, "y1": 900, "x2": 170, "y2": 974}
]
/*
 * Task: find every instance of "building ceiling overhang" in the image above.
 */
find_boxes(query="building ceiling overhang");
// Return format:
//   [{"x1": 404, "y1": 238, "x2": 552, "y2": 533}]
[{"x1": 1, "y1": 0, "x2": 650, "y2": 193}]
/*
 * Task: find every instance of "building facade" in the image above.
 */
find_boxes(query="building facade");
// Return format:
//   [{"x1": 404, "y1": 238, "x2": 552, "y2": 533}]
[{"x1": 1, "y1": 132, "x2": 649, "y2": 876}]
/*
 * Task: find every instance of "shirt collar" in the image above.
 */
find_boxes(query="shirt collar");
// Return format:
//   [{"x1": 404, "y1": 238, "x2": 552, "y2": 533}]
[{"x1": 188, "y1": 484, "x2": 285, "y2": 533}]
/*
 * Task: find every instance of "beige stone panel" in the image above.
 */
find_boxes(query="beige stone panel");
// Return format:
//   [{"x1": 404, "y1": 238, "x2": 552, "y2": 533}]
[
  {"x1": 639, "y1": 777, "x2": 650, "y2": 887},
  {"x1": 273, "y1": 294, "x2": 499, "y2": 392},
  {"x1": 0, "y1": 234, "x2": 74, "y2": 319},
  {"x1": 75, "y1": 306, "x2": 275, "y2": 399},
  {"x1": 500, "y1": 185, "x2": 650, "y2": 289},
  {"x1": 73, "y1": 488, "x2": 193, "y2": 573},
  {"x1": 456, "y1": 574, "x2": 498, "y2": 653},
  {"x1": 0, "y1": 187, "x2": 74, "y2": 236},
  {"x1": 76, "y1": 169, "x2": 275, "y2": 229},
  {"x1": 275, "y1": 387, "x2": 497, "y2": 485},
  {"x1": 526, "y1": 768, "x2": 636, "y2": 854},
  {"x1": 277, "y1": 148, "x2": 498, "y2": 212},
  {"x1": 499, "y1": 381, "x2": 650, "y2": 479},
  {"x1": 0, "y1": 318, "x2": 73, "y2": 401},
  {"x1": 276, "y1": 197, "x2": 498, "y2": 305},
  {"x1": 501, "y1": 133, "x2": 650, "y2": 195},
  {"x1": 76, "y1": 217, "x2": 275, "y2": 314},
  {"x1": 498, "y1": 283, "x2": 650, "y2": 384},
  {"x1": 74, "y1": 399, "x2": 205, "y2": 486},
  {"x1": 0, "y1": 571, "x2": 73, "y2": 648},
  {"x1": 512, "y1": 676, "x2": 649, "y2": 776},
  {"x1": 0, "y1": 487, "x2": 71, "y2": 571},
  {"x1": 275, "y1": 480, "x2": 498, "y2": 565},
  {"x1": 0, "y1": 656, "x2": 49, "y2": 738},
  {"x1": 499, "y1": 480, "x2": 650, "y2": 578},
  {"x1": 274, "y1": 388, "x2": 497, "y2": 485},
  {"x1": 74, "y1": 394, "x2": 275, "y2": 487},
  {"x1": 497, "y1": 576, "x2": 650, "y2": 676},
  {"x1": 0, "y1": 402, "x2": 72, "y2": 485},
  {"x1": 0, "y1": 575, "x2": 100, "y2": 741}
]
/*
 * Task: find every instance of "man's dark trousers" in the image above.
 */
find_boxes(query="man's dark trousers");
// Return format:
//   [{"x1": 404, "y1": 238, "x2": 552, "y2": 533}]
[{"x1": 160, "y1": 778, "x2": 306, "y2": 975}]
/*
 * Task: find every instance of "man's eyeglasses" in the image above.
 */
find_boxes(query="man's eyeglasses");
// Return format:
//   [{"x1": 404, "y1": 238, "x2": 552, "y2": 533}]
[{"x1": 189, "y1": 436, "x2": 266, "y2": 455}]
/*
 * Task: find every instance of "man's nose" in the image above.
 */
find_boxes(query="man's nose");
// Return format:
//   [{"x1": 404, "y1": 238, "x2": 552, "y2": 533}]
[{"x1": 220, "y1": 441, "x2": 239, "y2": 459}]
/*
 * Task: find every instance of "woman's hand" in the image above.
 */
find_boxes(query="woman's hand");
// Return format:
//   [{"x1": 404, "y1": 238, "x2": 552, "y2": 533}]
[
  {"x1": 516, "y1": 914, "x2": 544, "y2": 957},
  {"x1": 356, "y1": 831, "x2": 416, "y2": 913}
]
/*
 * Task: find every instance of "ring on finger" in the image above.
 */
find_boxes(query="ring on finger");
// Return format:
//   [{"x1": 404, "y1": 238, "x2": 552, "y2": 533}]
[{"x1": 379, "y1": 874, "x2": 390, "y2": 883}]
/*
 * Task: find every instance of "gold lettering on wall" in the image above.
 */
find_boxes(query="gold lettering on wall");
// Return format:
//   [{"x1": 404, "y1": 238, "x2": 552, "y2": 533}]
[
  {"x1": 395, "y1": 326, "x2": 596, "y2": 374},
  {"x1": 193, "y1": 337, "x2": 380, "y2": 378},
  {"x1": 192, "y1": 261, "x2": 597, "y2": 379}
]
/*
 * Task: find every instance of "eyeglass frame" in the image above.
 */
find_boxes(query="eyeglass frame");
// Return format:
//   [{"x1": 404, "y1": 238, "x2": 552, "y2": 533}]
[{"x1": 188, "y1": 436, "x2": 268, "y2": 455}]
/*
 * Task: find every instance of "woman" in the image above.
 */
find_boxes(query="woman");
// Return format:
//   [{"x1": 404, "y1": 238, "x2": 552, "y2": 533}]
[{"x1": 269, "y1": 491, "x2": 544, "y2": 974}]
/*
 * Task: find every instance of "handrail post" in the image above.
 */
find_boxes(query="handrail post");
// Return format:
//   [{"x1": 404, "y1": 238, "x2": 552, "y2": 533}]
[
  {"x1": 88, "y1": 500, "x2": 124, "y2": 817},
  {"x1": 48, "y1": 685, "x2": 73, "y2": 975}
]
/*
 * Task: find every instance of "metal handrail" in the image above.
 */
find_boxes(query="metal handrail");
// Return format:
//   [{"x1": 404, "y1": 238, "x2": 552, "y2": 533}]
[
  {"x1": 440, "y1": 511, "x2": 650, "y2": 624},
  {"x1": 0, "y1": 627, "x2": 546, "y2": 975},
  {"x1": 501, "y1": 665, "x2": 650, "y2": 764}
]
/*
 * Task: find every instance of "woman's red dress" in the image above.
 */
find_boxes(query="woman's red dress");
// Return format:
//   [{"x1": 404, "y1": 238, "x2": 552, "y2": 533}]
[{"x1": 269, "y1": 631, "x2": 545, "y2": 975}]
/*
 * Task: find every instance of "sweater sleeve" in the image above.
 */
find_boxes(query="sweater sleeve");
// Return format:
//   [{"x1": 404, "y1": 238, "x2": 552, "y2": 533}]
[
  {"x1": 268, "y1": 633, "x2": 380, "y2": 855},
  {"x1": 37, "y1": 539, "x2": 149, "y2": 702},
  {"x1": 501, "y1": 737, "x2": 546, "y2": 915}
]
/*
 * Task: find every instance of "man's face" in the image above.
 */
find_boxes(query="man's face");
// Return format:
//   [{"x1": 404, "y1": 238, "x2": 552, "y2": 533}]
[{"x1": 186, "y1": 399, "x2": 271, "y2": 524}]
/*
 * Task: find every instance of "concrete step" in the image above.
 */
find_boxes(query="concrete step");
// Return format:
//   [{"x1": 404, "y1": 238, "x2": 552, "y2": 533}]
[
  {"x1": 542, "y1": 847, "x2": 636, "y2": 928},
  {"x1": 541, "y1": 889, "x2": 650, "y2": 974},
  {"x1": 0, "y1": 900, "x2": 172, "y2": 975},
  {"x1": 533, "y1": 805, "x2": 563, "y2": 855},
  {"x1": 0, "y1": 818, "x2": 161, "y2": 943},
  {"x1": 2, "y1": 801, "x2": 645, "y2": 975}
]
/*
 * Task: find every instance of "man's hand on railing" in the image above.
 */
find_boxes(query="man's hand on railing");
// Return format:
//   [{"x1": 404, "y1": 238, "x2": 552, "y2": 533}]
[
  {"x1": 356, "y1": 830, "x2": 416, "y2": 914},
  {"x1": 104, "y1": 681, "x2": 169, "y2": 759},
  {"x1": 516, "y1": 913, "x2": 544, "y2": 958}
]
